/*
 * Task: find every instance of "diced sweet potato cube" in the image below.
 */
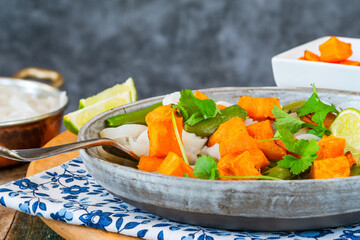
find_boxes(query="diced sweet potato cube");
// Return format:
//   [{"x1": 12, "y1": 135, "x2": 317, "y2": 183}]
[
  {"x1": 194, "y1": 90, "x2": 209, "y2": 100},
  {"x1": 319, "y1": 36, "x2": 352, "y2": 63},
  {"x1": 304, "y1": 50, "x2": 321, "y2": 62},
  {"x1": 323, "y1": 113, "x2": 336, "y2": 129},
  {"x1": 137, "y1": 155, "x2": 164, "y2": 172},
  {"x1": 146, "y1": 105, "x2": 183, "y2": 157},
  {"x1": 219, "y1": 131, "x2": 259, "y2": 157},
  {"x1": 218, "y1": 151, "x2": 261, "y2": 180},
  {"x1": 246, "y1": 120, "x2": 287, "y2": 160},
  {"x1": 157, "y1": 152, "x2": 194, "y2": 177},
  {"x1": 310, "y1": 156, "x2": 350, "y2": 179},
  {"x1": 316, "y1": 134, "x2": 346, "y2": 160},
  {"x1": 208, "y1": 117, "x2": 247, "y2": 147},
  {"x1": 345, "y1": 151, "x2": 356, "y2": 167},
  {"x1": 238, "y1": 96, "x2": 281, "y2": 121},
  {"x1": 247, "y1": 149, "x2": 270, "y2": 171}
]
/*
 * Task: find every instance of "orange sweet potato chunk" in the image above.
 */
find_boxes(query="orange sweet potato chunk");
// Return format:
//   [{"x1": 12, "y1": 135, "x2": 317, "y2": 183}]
[
  {"x1": 316, "y1": 134, "x2": 346, "y2": 160},
  {"x1": 247, "y1": 149, "x2": 270, "y2": 171},
  {"x1": 246, "y1": 120, "x2": 287, "y2": 160},
  {"x1": 319, "y1": 36, "x2": 352, "y2": 63},
  {"x1": 217, "y1": 151, "x2": 261, "y2": 180},
  {"x1": 146, "y1": 105, "x2": 183, "y2": 157},
  {"x1": 194, "y1": 90, "x2": 209, "y2": 100},
  {"x1": 219, "y1": 131, "x2": 259, "y2": 157},
  {"x1": 310, "y1": 156, "x2": 350, "y2": 179},
  {"x1": 304, "y1": 50, "x2": 321, "y2": 62},
  {"x1": 238, "y1": 96, "x2": 281, "y2": 121},
  {"x1": 208, "y1": 117, "x2": 247, "y2": 147},
  {"x1": 137, "y1": 155, "x2": 164, "y2": 172},
  {"x1": 157, "y1": 152, "x2": 194, "y2": 177},
  {"x1": 345, "y1": 151, "x2": 356, "y2": 167}
]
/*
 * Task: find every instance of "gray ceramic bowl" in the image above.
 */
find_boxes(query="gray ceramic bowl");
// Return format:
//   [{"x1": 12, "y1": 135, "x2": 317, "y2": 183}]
[{"x1": 79, "y1": 87, "x2": 360, "y2": 231}]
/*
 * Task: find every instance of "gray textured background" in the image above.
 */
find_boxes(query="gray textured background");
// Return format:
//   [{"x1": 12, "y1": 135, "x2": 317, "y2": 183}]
[{"x1": 0, "y1": 0, "x2": 359, "y2": 114}]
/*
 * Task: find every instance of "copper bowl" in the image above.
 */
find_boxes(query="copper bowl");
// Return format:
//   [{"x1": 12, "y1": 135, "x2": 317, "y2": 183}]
[{"x1": 0, "y1": 68, "x2": 68, "y2": 168}]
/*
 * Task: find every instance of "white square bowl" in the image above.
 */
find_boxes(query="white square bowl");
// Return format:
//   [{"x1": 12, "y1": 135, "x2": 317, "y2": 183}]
[{"x1": 272, "y1": 36, "x2": 360, "y2": 91}]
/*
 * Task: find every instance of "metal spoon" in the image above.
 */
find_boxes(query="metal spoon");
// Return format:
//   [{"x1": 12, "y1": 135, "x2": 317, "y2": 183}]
[{"x1": 0, "y1": 138, "x2": 139, "y2": 163}]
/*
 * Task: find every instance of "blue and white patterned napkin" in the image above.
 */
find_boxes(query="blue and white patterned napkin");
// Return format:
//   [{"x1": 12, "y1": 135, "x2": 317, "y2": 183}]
[{"x1": 0, "y1": 157, "x2": 359, "y2": 240}]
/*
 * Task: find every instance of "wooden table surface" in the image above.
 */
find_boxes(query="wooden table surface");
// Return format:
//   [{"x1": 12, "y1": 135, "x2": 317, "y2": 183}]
[{"x1": 0, "y1": 131, "x2": 137, "y2": 240}]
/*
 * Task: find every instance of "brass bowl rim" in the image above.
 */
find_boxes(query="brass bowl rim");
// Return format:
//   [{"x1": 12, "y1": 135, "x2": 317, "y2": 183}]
[{"x1": 0, "y1": 77, "x2": 68, "y2": 127}]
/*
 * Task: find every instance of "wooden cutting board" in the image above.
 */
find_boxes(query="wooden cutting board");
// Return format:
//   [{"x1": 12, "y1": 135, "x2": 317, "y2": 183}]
[{"x1": 26, "y1": 131, "x2": 139, "y2": 240}]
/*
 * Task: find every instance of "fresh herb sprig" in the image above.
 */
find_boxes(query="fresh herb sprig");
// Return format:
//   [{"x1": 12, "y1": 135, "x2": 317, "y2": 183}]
[
  {"x1": 171, "y1": 89, "x2": 220, "y2": 165},
  {"x1": 297, "y1": 84, "x2": 338, "y2": 136},
  {"x1": 268, "y1": 84, "x2": 336, "y2": 175},
  {"x1": 177, "y1": 89, "x2": 220, "y2": 126},
  {"x1": 270, "y1": 106, "x2": 320, "y2": 175}
]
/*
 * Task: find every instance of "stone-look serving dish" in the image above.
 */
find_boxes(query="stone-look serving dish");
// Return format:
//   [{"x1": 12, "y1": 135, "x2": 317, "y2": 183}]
[
  {"x1": 0, "y1": 68, "x2": 67, "y2": 168},
  {"x1": 79, "y1": 87, "x2": 360, "y2": 231}
]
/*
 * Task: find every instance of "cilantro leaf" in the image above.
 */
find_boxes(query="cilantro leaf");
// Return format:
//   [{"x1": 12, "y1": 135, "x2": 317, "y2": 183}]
[
  {"x1": 193, "y1": 155, "x2": 219, "y2": 180},
  {"x1": 277, "y1": 138, "x2": 319, "y2": 175},
  {"x1": 272, "y1": 105, "x2": 320, "y2": 175},
  {"x1": 272, "y1": 105, "x2": 305, "y2": 134},
  {"x1": 274, "y1": 127, "x2": 297, "y2": 151},
  {"x1": 272, "y1": 105, "x2": 329, "y2": 138},
  {"x1": 177, "y1": 89, "x2": 220, "y2": 126},
  {"x1": 297, "y1": 84, "x2": 338, "y2": 128}
]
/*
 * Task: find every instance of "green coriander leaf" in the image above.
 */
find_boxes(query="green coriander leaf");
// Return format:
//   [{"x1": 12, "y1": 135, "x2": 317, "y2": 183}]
[
  {"x1": 277, "y1": 138, "x2": 319, "y2": 175},
  {"x1": 278, "y1": 155, "x2": 312, "y2": 175},
  {"x1": 178, "y1": 89, "x2": 198, "y2": 122},
  {"x1": 185, "y1": 112, "x2": 204, "y2": 126},
  {"x1": 183, "y1": 173, "x2": 191, "y2": 178},
  {"x1": 193, "y1": 155, "x2": 219, "y2": 180},
  {"x1": 177, "y1": 89, "x2": 220, "y2": 126},
  {"x1": 272, "y1": 105, "x2": 305, "y2": 134},
  {"x1": 193, "y1": 98, "x2": 220, "y2": 119},
  {"x1": 274, "y1": 127, "x2": 297, "y2": 152},
  {"x1": 297, "y1": 84, "x2": 338, "y2": 128},
  {"x1": 294, "y1": 138, "x2": 319, "y2": 156}
]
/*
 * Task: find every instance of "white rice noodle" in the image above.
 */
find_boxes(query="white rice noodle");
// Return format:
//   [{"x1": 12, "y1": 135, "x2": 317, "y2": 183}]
[
  {"x1": 216, "y1": 101, "x2": 233, "y2": 107},
  {"x1": 99, "y1": 124, "x2": 148, "y2": 139},
  {"x1": 245, "y1": 117, "x2": 258, "y2": 126},
  {"x1": 201, "y1": 143, "x2": 221, "y2": 160},
  {"x1": 162, "y1": 91, "x2": 180, "y2": 106},
  {"x1": 100, "y1": 124, "x2": 149, "y2": 157},
  {"x1": 129, "y1": 135, "x2": 149, "y2": 157},
  {"x1": 182, "y1": 130, "x2": 208, "y2": 165}
]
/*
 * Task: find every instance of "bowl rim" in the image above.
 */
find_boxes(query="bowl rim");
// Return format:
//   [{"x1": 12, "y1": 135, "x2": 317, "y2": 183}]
[
  {"x1": 78, "y1": 86, "x2": 360, "y2": 184},
  {"x1": 0, "y1": 78, "x2": 68, "y2": 127}
]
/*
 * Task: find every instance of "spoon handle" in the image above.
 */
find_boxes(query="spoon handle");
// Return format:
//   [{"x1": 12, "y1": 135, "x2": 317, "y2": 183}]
[{"x1": 0, "y1": 138, "x2": 138, "y2": 162}]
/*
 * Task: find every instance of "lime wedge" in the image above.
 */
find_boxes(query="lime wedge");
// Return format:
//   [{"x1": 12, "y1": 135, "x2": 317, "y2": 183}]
[
  {"x1": 78, "y1": 77, "x2": 137, "y2": 109},
  {"x1": 330, "y1": 108, "x2": 360, "y2": 163},
  {"x1": 64, "y1": 92, "x2": 131, "y2": 134},
  {"x1": 123, "y1": 77, "x2": 137, "y2": 102}
]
